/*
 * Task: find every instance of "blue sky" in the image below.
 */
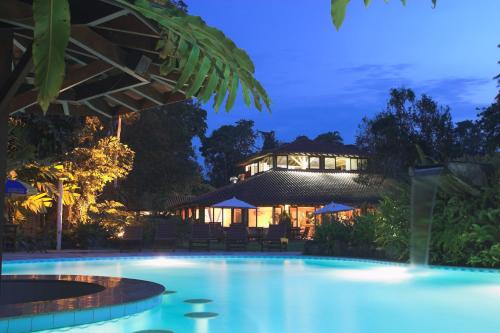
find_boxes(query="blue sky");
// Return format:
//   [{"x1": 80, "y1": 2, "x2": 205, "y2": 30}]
[{"x1": 186, "y1": 0, "x2": 499, "y2": 144}]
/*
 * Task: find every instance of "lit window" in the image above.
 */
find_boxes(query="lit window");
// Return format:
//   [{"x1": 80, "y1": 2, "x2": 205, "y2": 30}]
[
  {"x1": 277, "y1": 155, "x2": 287, "y2": 168},
  {"x1": 250, "y1": 163, "x2": 258, "y2": 175},
  {"x1": 288, "y1": 155, "x2": 308, "y2": 170},
  {"x1": 350, "y1": 158, "x2": 358, "y2": 170},
  {"x1": 336, "y1": 157, "x2": 351, "y2": 170},
  {"x1": 309, "y1": 156, "x2": 320, "y2": 169},
  {"x1": 325, "y1": 157, "x2": 335, "y2": 170},
  {"x1": 258, "y1": 156, "x2": 273, "y2": 173}
]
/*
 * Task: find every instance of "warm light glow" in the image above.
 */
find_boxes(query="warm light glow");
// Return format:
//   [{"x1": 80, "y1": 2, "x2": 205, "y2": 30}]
[{"x1": 331, "y1": 266, "x2": 431, "y2": 283}]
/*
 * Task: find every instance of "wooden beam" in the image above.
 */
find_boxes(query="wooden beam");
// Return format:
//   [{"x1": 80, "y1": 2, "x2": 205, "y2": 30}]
[
  {"x1": 94, "y1": 29, "x2": 160, "y2": 57},
  {"x1": 88, "y1": 9, "x2": 129, "y2": 27},
  {"x1": 8, "y1": 60, "x2": 113, "y2": 113},
  {"x1": 60, "y1": 74, "x2": 146, "y2": 102},
  {"x1": 1, "y1": 46, "x2": 33, "y2": 116},
  {"x1": 0, "y1": 0, "x2": 34, "y2": 30},
  {"x1": 106, "y1": 92, "x2": 142, "y2": 112},
  {"x1": 70, "y1": 26, "x2": 149, "y2": 83},
  {"x1": 132, "y1": 85, "x2": 165, "y2": 105},
  {"x1": 84, "y1": 99, "x2": 113, "y2": 118}
]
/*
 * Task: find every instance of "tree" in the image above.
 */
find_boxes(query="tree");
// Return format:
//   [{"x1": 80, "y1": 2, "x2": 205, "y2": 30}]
[
  {"x1": 477, "y1": 101, "x2": 500, "y2": 154},
  {"x1": 201, "y1": 120, "x2": 257, "y2": 187},
  {"x1": 314, "y1": 131, "x2": 344, "y2": 145},
  {"x1": 259, "y1": 130, "x2": 280, "y2": 151},
  {"x1": 356, "y1": 88, "x2": 454, "y2": 178},
  {"x1": 65, "y1": 136, "x2": 134, "y2": 224},
  {"x1": 453, "y1": 120, "x2": 483, "y2": 157},
  {"x1": 120, "y1": 101, "x2": 208, "y2": 210}
]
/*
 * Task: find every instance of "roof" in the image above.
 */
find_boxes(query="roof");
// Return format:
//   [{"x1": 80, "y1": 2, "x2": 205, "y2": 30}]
[
  {"x1": 240, "y1": 137, "x2": 367, "y2": 165},
  {"x1": 2, "y1": 0, "x2": 185, "y2": 118},
  {"x1": 174, "y1": 170, "x2": 385, "y2": 208}
]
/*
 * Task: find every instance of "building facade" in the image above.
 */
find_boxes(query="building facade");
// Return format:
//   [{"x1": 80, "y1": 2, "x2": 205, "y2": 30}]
[{"x1": 172, "y1": 138, "x2": 384, "y2": 231}]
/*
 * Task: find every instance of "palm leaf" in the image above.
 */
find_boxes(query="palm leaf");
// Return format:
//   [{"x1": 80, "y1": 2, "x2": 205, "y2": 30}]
[
  {"x1": 32, "y1": 0, "x2": 70, "y2": 112},
  {"x1": 114, "y1": 0, "x2": 271, "y2": 112}
]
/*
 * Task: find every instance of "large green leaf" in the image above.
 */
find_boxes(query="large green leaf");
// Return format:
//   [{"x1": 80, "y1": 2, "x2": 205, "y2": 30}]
[
  {"x1": 114, "y1": 0, "x2": 271, "y2": 112},
  {"x1": 331, "y1": 0, "x2": 351, "y2": 31},
  {"x1": 33, "y1": 0, "x2": 70, "y2": 112},
  {"x1": 332, "y1": 0, "x2": 438, "y2": 30}
]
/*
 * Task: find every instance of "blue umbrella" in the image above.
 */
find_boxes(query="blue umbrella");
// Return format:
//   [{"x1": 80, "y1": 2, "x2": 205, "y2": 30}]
[
  {"x1": 313, "y1": 201, "x2": 354, "y2": 215},
  {"x1": 5, "y1": 179, "x2": 33, "y2": 197}
]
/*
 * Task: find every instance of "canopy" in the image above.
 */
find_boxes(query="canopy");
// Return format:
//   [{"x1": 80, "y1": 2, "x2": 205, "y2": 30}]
[
  {"x1": 5, "y1": 179, "x2": 35, "y2": 196},
  {"x1": 314, "y1": 202, "x2": 354, "y2": 215},
  {"x1": 212, "y1": 197, "x2": 256, "y2": 209}
]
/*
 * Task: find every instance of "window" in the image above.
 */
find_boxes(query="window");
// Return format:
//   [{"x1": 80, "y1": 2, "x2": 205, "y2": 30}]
[
  {"x1": 335, "y1": 157, "x2": 350, "y2": 170},
  {"x1": 325, "y1": 157, "x2": 335, "y2": 170},
  {"x1": 258, "y1": 156, "x2": 273, "y2": 173},
  {"x1": 250, "y1": 163, "x2": 258, "y2": 176},
  {"x1": 350, "y1": 158, "x2": 358, "y2": 170},
  {"x1": 309, "y1": 156, "x2": 320, "y2": 169},
  {"x1": 288, "y1": 155, "x2": 308, "y2": 170},
  {"x1": 277, "y1": 155, "x2": 287, "y2": 168}
]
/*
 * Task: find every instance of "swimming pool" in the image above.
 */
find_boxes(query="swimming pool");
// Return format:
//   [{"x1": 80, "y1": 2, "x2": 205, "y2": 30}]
[{"x1": 4, "y1": 256, "x2": 500, "y2": 333}]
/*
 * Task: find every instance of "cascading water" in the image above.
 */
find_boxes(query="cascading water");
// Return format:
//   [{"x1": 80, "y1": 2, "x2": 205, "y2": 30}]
[{"x1": 409, "y1": 165, "x2": 444, "y2": 266}]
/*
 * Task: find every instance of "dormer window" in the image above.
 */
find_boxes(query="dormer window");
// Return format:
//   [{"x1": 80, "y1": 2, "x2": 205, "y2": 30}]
[
  {"x1": 288, "y1": 155, "x2": 308, "y2": 170},
  {"x1": 277, "y1": 155, "x2": 287, "y2": 168},
  {"x1": 309, "y1": 156, "x2": 320, "y2": 169},
  {"x1": 325, "y1": 157, "x2": 335, "y2": 170},
  {"x1": 258, "y1": 156, "x2": 273, "y2": 173}
]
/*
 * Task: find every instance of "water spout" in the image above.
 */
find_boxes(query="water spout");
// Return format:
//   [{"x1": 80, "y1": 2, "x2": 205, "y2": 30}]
[{"x1": 409, "y1": 165, "x2": 444, "y2": 266}]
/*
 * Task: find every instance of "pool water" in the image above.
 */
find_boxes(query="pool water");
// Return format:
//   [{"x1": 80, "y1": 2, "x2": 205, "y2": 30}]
[{"x1": 4, "y1": 256, "x2": 500, "y2": 333}]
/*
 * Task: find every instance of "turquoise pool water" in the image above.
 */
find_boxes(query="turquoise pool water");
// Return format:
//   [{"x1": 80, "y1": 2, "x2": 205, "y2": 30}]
[{"x1": 4, "y1": 256, "x2": 500, "y2": 333}]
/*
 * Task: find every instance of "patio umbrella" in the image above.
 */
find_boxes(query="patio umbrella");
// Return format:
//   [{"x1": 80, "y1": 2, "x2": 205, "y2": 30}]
[
  {"x1": 5, "y1": 179, "x2": 35, "y2": 197},
  {"x1": 313, "y1": 201, "x2": 354, "y2": 215},
  {"x1": 212, "y1": 197, "x2": 256, "y2": 209}
]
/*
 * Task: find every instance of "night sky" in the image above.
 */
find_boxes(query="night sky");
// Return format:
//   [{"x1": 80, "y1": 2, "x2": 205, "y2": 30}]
[{"x1": 186, "y1": 0, "x2": 499, "y2": 144}]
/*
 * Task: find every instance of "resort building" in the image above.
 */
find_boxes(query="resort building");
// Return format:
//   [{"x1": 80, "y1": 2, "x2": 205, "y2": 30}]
[{"x1": 172, "y1": 138, "x2": 383, "y2": 231}]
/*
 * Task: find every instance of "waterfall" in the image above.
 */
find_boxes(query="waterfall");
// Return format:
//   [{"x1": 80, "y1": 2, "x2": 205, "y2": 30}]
[{"x1": 409, "y1": 166, "x2": 444, "y2": 266}]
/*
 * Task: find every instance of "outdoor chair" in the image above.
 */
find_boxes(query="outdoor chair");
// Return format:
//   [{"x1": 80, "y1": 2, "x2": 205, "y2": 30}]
[
  {"x1": 188, "y1": 223, "x2": 211, "y2": 251},
  {"x1": 120, "y1": 226, "x2": 144, "y2": 252},
  {"x1": 154, "y1": 222, "x2": 177, "y2": 251},
  {"x1": 225, "y1": 224, "x2": 248, "y2": 251},
  {"x1": 248, "y1": 227, "x2": 264, "y2": 242},
  {"x1": 261, "y1": 224, "x2": 288, "y2": 251},
  {"x1": 209, "y1": 222, "x2": 224, "y2": 242}
]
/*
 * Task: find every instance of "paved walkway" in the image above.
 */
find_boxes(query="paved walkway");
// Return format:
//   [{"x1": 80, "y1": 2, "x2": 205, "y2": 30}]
[{"x1": 3, "y1": 250, "x2": 303, "y2": 261}]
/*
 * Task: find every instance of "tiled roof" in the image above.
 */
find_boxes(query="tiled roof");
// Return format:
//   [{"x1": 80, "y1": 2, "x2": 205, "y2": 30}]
[{"x1": 174, "y1": 170, "x2": 384, "y2": 208}]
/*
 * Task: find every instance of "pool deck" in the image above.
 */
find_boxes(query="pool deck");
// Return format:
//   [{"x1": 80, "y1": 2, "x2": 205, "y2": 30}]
[{"x1": 3, "y1": 250, "x2": 304, "y2": 261}]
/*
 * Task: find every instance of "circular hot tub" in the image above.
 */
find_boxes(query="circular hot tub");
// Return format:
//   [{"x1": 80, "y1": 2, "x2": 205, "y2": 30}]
[{"x1": 0, "y1": 275, "x2": 165, "y2": 333}]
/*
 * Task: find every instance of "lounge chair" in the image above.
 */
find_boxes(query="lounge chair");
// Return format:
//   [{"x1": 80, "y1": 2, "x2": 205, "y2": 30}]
[
  {"x1": 209, "y1": 222, "x2": 224, "y2": 242},
  {"x1": 154, "y1": 222, "x2": 177, "y2": 251},
  {"x1": 248, "y1": 227, "x2": 264, "y2": 242},
  {"x1": 189, "y1": 223, "x2": 211, "y2": 251},
  {"x1": 225, "y1": 224, "x2": 248, "y2": 251},
  {"x1": 120, "y1": 226, "x2": 143, "y2": 252},
  {"x1": 261, "y1": 224, "x2": 288, "y2": 251}
]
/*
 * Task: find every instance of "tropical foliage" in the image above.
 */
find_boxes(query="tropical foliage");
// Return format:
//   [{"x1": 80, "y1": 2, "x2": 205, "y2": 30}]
[
  {"x1": 65, "y1": 136, "x2": 134, "y2": 224},
  {"x1": 330, "y1": 0, "x2": 437, "y2": 30},
  {"x1": 31, "y1": 0, "x2": 270, "y2": 112}
]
